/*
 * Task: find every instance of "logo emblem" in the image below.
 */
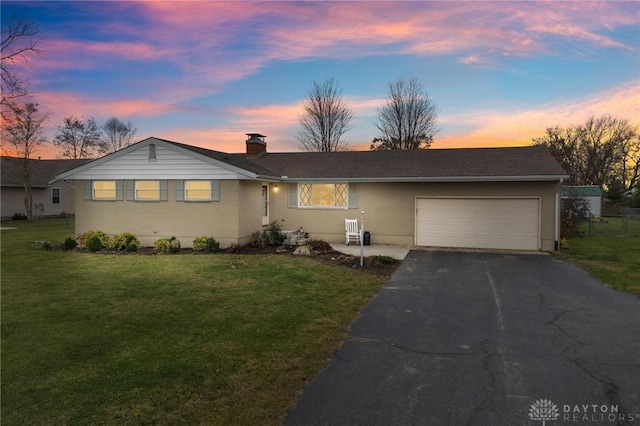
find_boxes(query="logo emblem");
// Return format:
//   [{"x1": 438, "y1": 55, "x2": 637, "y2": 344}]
[{"x1": 529, "y1": 399, "x2": 560, "y2": 425}]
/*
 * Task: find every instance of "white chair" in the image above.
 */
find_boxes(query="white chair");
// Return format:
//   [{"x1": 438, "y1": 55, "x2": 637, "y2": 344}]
[{"x1": 345, "y1": 218, "x2": 361, "y2": 245}]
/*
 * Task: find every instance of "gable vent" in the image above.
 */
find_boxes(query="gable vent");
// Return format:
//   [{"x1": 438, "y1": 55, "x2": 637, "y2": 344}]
[{"x1": 149, "y1": 143, "x2": 157, "y2": 161}]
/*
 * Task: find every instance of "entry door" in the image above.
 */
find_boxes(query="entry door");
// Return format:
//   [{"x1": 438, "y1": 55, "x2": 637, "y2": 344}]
[{"x1": 261, "y1": 184, "x2": 269, "y2": 226}]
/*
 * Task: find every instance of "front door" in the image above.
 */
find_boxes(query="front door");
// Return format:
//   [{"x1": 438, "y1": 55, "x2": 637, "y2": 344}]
[{"x1": 261, "y1": 184, "x2": 269, "y2": 226}]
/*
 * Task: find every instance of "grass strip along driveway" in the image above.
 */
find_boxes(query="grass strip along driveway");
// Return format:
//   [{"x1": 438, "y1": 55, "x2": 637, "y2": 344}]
[
  {"x1": 1, "y1": 220, "x2": 386, "y2": 425},
  {"x1": 564, "y1": 217, "x2": 640, "y2": 295}
]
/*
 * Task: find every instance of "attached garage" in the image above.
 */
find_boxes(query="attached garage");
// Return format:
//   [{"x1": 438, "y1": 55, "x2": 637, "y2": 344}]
[{"x1": 415, "y1": 197, "x2": 541, "y2": 251}]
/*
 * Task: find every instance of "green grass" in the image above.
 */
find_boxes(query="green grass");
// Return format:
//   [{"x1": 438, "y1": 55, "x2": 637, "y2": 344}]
[
  {"x1": 579, "y1": 215, "x2": 640, "y2": 238},
  {"x1": 1, "y1": 219, "x2": 386, "y2": 425},
  {"x1": 565, "y1": 219, "x2": 640, "y2": 294}
]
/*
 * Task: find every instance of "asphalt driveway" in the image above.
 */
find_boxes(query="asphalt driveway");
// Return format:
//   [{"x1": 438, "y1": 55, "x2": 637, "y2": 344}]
[{"x1": 285, "y1": 250, "x2": 640, "y2": 426}]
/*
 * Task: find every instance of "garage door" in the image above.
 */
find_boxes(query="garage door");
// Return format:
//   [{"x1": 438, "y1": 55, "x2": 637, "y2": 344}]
[{"x1": 416, "y1": 197, "x2": 540, "y2": 251}]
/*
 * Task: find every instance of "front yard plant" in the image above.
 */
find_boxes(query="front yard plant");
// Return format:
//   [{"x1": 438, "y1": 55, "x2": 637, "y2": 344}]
[
  {"x1": 153, "y1": 236, "x2": 180, "y2": 253},
  {"x1": 109, "y1": 232, "x2": 140, "y2": 251},
  {"x1": 193, "y1": 236, "x2": 220, "y2": 252},
  {"x1": 1, "y1": 219, "x2": 385, "y2": 424}
]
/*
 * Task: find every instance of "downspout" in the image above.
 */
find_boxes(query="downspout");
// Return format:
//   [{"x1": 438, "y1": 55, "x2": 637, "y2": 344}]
[{"x1": 555, "y1": 178, "x2": 563, "y2": 251}]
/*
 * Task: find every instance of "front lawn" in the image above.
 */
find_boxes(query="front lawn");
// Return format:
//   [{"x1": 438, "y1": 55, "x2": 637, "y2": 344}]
[
  {"x1": 565, "y1": 221, "x2": 640, "y2": 294},
  {"x1": 1, "y1": 219, "x2": 386, "y2": 425}
]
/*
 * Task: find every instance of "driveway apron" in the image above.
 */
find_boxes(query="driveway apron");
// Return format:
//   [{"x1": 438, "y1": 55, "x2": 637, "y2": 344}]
[{"x1": 284, "y1": 250, "x2": 640, "y2": 426}]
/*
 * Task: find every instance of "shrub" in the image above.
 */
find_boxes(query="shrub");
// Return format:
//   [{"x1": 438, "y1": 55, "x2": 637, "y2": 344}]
[
  {"x1": 206, "y1": 237, "x2": 220, "y2": 252},
  {"x1": 42, "y1": 241, "x2": 59, "y2": 251},
  {"x1": 193, "y1": 236, "x2": 208, "y2": 251},
  {"x1": 154, "y1": 237, "x2": 172, "y2": 253},
  {"x1": 62, "y1": 237, "x2": 77, "y2": 251},
  {"x1": 226, "y1": 242, "x2": 250, "y2": 254},
  {"x1": 125, "y1": 241, "x2": 138, "y2": 252},
  {"x1": 251, "y1": 230, "x2": 268, "y2": 248},
  {"x1": 12, "y1": 213, "x2": 27, "y2": 221},
  {"x1": 109, "y1": 232, "x2": 140, "y2": 251},
  {"x1": 86, "y1": 235, "x2": 105, "y2": 252},
  {"x1": 266, "y1": 221, "x2": 286, "y2": 245},
  {"x1": 193, "y1": 236, "x2": 219, "y2": 252},
  {"x1": 252, "y1": 221, "x2": 286, "y2": 247},
  {"x1": 78, "y1": 230, "x2": 109, "y2": 249},
  {"x1": 154, "y1": 236, "x2": 180, "y2": 253},
  {"x1": 373, "y1": 255, "x2": 398, "y2": 266}
]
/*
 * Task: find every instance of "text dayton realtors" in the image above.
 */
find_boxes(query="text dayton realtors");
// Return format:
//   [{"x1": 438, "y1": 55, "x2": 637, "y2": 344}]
[{"x1": 562, "y1": 404, "x2": 635, "y2": 423}]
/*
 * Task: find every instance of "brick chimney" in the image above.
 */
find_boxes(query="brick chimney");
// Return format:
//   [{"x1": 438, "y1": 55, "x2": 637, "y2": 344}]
[{"x1": 246, "y1": 133, "x2": 267, "y2": 156}]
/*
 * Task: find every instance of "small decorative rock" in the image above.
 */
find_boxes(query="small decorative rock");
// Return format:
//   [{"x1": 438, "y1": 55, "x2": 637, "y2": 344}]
[{"x1": 293, "y1": 246, "x2": 311, "y2": 256}]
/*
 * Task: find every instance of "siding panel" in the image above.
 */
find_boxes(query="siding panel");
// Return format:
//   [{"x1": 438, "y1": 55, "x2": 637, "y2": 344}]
[{"x1": 72, "y1": 145, "x2": 245, "y2": 180}]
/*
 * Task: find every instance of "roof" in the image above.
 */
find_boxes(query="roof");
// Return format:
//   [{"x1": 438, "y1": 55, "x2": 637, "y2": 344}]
[
  {"x1": 1, "y1": 156, "x2": 89, "y2": 188},
  {"x1": 240, "y1": 145, "x2": 568, "y2": 182},
  {"x1": 54, "y1": 137, "x2": 569, "y2": 183},
  {"x1": 560, "y1": 185, "x2": 603, "y2": 197}
]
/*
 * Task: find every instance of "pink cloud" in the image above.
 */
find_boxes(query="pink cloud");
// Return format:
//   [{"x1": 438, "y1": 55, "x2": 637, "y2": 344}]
[{"x1": 436, "y1": 81, "x2": 640, "y2": 149}]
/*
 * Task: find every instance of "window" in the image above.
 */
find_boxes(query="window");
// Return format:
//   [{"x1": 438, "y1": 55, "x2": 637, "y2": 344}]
[
  {"x1": 135, "y1": 180, "x2": 160, "y2": 200},
  {"x1": 185, "y1": 180, "x2": 211, "y2": 201},
  {"x1": 93, "y1": 181, "x2": 117, "y2": 199},
  {"x1": 299, "y1": 183, "x2": 348, "y2": 208},
  {"x1": 177, "y1": 180, "x2": 218, "y2": 202},
  {"x1": 51, "y1": 188, "x2": 60, "y2": 204}
]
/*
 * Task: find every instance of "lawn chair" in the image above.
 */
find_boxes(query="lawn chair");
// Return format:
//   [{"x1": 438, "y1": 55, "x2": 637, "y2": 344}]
[{"x1": 345, "y1": 218, "x2": 361, "y2": 245}]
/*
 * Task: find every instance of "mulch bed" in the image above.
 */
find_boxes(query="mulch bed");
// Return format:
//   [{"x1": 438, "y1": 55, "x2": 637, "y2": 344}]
[{"x1": 80, "y1": 244, "x2": 401, "y2": 277}]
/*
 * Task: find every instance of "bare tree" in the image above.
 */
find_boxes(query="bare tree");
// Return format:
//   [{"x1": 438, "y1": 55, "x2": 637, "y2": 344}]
[
  {"x1": 533, "y1": 115, "x2": 638, "y2": 190},
  {"x1": 1, "y1": 14, "x2": 41, "y2": 108},
  {"x1": 371, "y1": 77, "x2": 439, "y2": 150},
  {"x1": 99, "y1": 117, "x2": 137, "y2": 154},
  {"x1": 296, "y1": 78, "x2": 354, "y2": 152},
  {"x1": 54, "y1": 116, "x2": 103, "y2": 159},
  {"x1": 1, "y1": 102, "x2": 49, "y2": 220}
]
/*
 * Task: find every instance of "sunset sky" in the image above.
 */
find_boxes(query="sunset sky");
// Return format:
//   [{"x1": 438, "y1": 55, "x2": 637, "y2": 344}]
[{"x1": 2, "y1": 1, "x2": 639, "y2": 158}]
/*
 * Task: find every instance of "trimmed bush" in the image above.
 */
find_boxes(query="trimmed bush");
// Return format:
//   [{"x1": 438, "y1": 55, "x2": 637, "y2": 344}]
[
  {"x1": 193, "y1": 236, "x2": 208, "y2": 251},
  {"x1": 78, "y1": 230, "x2": 109, "y2": 251},
  {"x1": 62, "y1": 237, "x2": 77, "y2": 251},
  {"x1": 154, "y1": 236, "x2": 180, "y2": 253},
  {"x1": 206, "y1": 237, "x2": 220, "y2": 253},
  {"x1": 125, "y1": 241, "x2": 138, "y2": 252},
  {"x1": 86, "y1": 235, "x2": 105, "y2": 252},
  {"x1": 12, "y1": 213, "x2": 27, "y2": 221},
  {"x1": 194, "y1": 236, "x2": 220, "y2": 252},
  {"x1": 109, "y1": 232, "x2": 140, "y2": 251},
  {"x1": 154, "y1": 238, "x2": 172, "y2": 253}
]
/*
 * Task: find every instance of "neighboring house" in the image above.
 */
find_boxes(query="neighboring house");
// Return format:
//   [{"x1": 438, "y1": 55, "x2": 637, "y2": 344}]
[
  {"x1": 560, "y1": 185, "x2": 602, "y2": 217},
  {"x1": 1, "y1": 156, "x2": 88, "y2": 220},
  {"x1": 55, "y1": 135, "x2": 568, "y2": 251}
]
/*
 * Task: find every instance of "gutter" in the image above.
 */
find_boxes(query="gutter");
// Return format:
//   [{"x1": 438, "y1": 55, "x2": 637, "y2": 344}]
[{"x1": 275, "y1": 174, "x2": 570, "y2": 183}]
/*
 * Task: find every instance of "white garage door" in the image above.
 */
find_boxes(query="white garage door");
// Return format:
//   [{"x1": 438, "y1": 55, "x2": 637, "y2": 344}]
[{"x1": 416, "y1": 197, "x2": 540, "y2": 251}]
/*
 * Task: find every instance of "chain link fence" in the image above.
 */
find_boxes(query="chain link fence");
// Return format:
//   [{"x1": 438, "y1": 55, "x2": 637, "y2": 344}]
[{"x1": 584, "y1": 209, "x2": 640, "y2": 237}]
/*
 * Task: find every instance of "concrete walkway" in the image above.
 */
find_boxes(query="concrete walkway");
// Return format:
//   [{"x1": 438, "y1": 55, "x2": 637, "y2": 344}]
[{"x1": 329, "y1": 243, "x2": 411, "y2": 260}]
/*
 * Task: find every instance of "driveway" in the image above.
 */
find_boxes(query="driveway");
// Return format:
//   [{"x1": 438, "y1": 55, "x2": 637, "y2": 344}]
[{"x1": 285, "y1": 250, "x2": 640, "y2": 425}]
